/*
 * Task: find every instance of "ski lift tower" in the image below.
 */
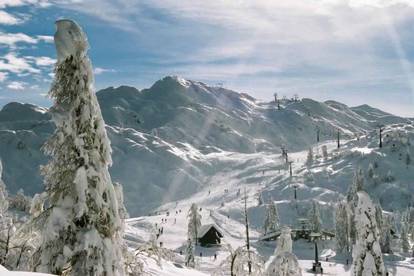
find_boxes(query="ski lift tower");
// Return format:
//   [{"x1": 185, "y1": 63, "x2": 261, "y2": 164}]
[
  {"x1": 310, "y1": 232, "x2": 323, "y2": 274},
  {"x1": 316, "y1": 126, "x2": 320, "y2": 143},
  {"x1": 377, "y1": 124, "x2": 384, "y2": 148},
  {"x1": 292, "y1": 182, "x2": 298, "y2": 200}
]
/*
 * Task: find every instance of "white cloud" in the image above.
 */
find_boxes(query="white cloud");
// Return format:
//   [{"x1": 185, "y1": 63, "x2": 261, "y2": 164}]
[
  {"x1": 29, "y1": 56, "x2": 56, "y2": 66},
  {"x1": 0, "y1": 32, "x2": 38, "y2": 46},
  {"x1": 0, "y1": 0, "x2": 52, "y2": 26},
  {"x1": 94, "y1": 67, "x2": 115, "y2": 75},
  {"x1": 0, "y1": 0, "x2": 51, "y2": 8},
  {"x1": 36, "y1": 35, "x2": 53, "y2": 43},
  {"x1": 7, "y1": 80, "x2": 26, "y2": 90},
  {"x1": 0, "y1": 52, "x2": 40, "y2": 74},
  {"x1": 0, "y1": 10, "x2": 21, "y2": 25},
  {"x1": 0, "y1": 72, "x2": 8, "y2": 82}
]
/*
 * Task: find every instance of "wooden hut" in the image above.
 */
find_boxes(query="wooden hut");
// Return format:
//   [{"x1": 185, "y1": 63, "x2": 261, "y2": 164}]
[{"x1": 198, "y1": 224, "x2": 223, "y2": 246}]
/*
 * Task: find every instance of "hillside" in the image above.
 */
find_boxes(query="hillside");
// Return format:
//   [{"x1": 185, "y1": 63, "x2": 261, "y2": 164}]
[
  {"x1": 125, "y1": 124, "x2": 414, "y2": 275},
  {"x1": 0, "y1": 76, "x2": 411, "y2": 216}
]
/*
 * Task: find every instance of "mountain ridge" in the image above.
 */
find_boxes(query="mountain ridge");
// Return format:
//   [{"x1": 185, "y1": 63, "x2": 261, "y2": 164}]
[{"x1": 0, "y1": 76, "x2": 412, "y2": 215}]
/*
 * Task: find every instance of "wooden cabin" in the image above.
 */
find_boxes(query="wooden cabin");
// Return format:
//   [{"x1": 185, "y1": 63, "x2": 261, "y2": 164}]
[{"x1": 198, "y1": 224, "x2": 223, "y2": 247}]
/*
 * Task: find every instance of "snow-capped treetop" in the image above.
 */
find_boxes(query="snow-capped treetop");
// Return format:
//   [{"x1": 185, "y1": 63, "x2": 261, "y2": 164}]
[
  {"x1": 335, "y1": 200, "x2": 350, "y2": 253},
  {"x1": 187, "y1": 203, "x2": 202, "y2": 243},
  {"x1": 308, "y1": 200, "x2": 322, "y2": 233},
  {"x1": 351, "y1": 191, "x2": 386, "y2": 276},
  {"x1": 54, "y1": 19, "x2": 88, "y2": 62},
  {"x1": 276, "y1": 227, "x2": 293, "y2": 256},
  {"x1": 347, "y1": 168, "x2": 364, "y2": 204},
  {"x1": 265, "y1": 226, "x2": 302, "y2": 276},
  {"x1": 263, "y1": 201, "x2": 280, "y2": 235}
]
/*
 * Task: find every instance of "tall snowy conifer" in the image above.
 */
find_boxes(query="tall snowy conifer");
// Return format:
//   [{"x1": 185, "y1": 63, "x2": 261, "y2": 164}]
[
  {"x1": 188, "y1": 203, "x2": 202, "y2": 244},
  {"x1": 184, "y1": 239, "x2": 195, "y2": 268},
  {"x1": 400, "y1": 220, "x2": 410, "y2": 253},
  {"x1": 380, "y1": 216, "x2": 393, "y2": 254},
  {"x1": 376, "y1": 206, "x2": 393, "y2": 254},
  {"x1": 265, "y1": 227, "x2": 302, "y2": 276},
  {"x1": 347, "y1": 168, "x2": 364, "y2": 246},
  {"x1": 263, "y1": 201, "x2": 280, "y2": 235},
  {"x1": 335, "y1": 201, "x2": 350, "y2": 253},
  {"x1": 35, "y1": 20, "x2": 124, "y2": 275},
  {"x1": 308, "y1": 200, "x2": 322, "y2": 233},
  {"x1": 306, "y1": 148, "x2": 314, "y2": 165},
  {"x1": 351, "y1": 191, "x2": 385, "y2": 276}
]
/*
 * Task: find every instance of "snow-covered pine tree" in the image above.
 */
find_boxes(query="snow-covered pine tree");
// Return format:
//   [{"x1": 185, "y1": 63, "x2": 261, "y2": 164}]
[
  {"x1": 381, "y1": 226, "x2": 392, "y2": 254},
  {"x1": 275, "y1": 227, "x2": 292, "y2": 256},
  {"x1": 374, "y1": 204, "x2": 392, "y2": 254},
  {"x1": 347, "y1": 168, "x2": 364, "y2": 245},
  {"x1": 114, "y1": 182, "x2": 129, "y2": 222},
  {"x1": 400, "y1": 218, "x2": 410, "y2": 253},
  {"x1": 351, "y1": 191, "x2": 386, "y2": 276},
  {"x1": 257, "y1": 192, "x2": 264, "y2": 206},
  {"x1": 188, "y1": 203, "x2": 202, "y2": 244},
  {"x1": 35, "y1": 20, "x2": 124, "y2": 276},
  {"x1": 263, "y1": 201, "x2": 280, "y2": 235},
  {"x1": 335, "y1": 201, "x2": 350, "y2": 253},
  {"x1": 184, "y1": 239, "x2": 195, "y2": 268},
  {"x1": 375, "y1": 203, "x2": 383, "y2": 235},
  {"x1": 308, "y1": 200, "x2": 322, "y2": 233},
  {"x1": 367, "y1": 163, "x2": 375, "y2": 179},
  {"x1": 347, "y1": 168, "x2": 364, "y2": 203},
  {"x1": 265, "y1": 227, "x2": 302, "y2": 276},
  {"x1": 321, "y1": 145, "x2": 328, "y2": 160},
  {"x1": 410, "y1": 215, "x2": 414, "y2": 244},
  {"x1": 306, "y1": 148, "x2": 313, "y2": 165}
]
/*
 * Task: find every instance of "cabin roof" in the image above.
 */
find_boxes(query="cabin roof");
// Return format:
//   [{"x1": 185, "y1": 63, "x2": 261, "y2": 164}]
[{"x1": 199, "y1": 224, "x2": 223, "y2": 238}]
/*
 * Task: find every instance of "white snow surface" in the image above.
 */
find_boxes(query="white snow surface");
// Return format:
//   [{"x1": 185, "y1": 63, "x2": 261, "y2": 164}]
[
  {"x1": 0, "y1": 265, "x2": 55, "y2": 276},
  {"x1": 54, "y1": 19, "x2": 88, "y2": 62},
  {"x1": 123, "y1": 134, "x2": 414, "y2": 275}
]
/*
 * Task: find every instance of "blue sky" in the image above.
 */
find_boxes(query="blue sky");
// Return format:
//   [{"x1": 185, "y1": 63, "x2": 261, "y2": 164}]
[{"x1": 1, "y1": 1, "x2": 414, "y2": 116}]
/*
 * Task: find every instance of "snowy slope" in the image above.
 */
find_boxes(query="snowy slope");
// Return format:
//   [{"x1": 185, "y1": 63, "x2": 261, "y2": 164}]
[
  {"x1": 0, "y1": 265, "x2": 55, "y2": 276},
  {"x1": 0, "y1": 76, "x2": 411, "y2": 216},
  {"x1": 125, "y1": 128, "x2": 414, "y2": 275},
  {"x1": 351, "y1": 104, "x2": 408, "y2": 125}
]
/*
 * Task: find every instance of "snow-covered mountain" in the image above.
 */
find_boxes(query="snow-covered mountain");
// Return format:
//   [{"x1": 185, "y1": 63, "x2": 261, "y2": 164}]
[{"x1": 0, "y1": 76, "x2": 411, "y2": 216}]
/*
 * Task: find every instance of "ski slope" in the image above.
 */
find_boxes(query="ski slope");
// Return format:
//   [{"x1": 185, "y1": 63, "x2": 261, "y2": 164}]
[{"x1": 125, "y1": 133, "x2": 414, "y2": 275}]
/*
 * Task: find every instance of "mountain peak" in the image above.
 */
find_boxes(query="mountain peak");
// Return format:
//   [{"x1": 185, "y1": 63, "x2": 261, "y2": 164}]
[
  {"x1": 153, "y1": 75, "x2": 192, "y2": 89},
  {"x1": 0, "y1": 102, "x2": 49, "y2": 122}
]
